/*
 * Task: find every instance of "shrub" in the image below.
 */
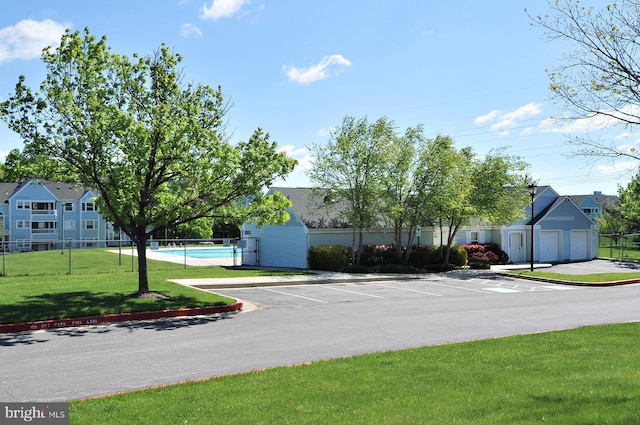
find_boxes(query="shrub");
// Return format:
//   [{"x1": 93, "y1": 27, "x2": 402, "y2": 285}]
[
  {"x1": 462, "y1": 243, "x2": 509, "y2": 265},
  {"x1": 308, "y1": 245, "x2": 350, "y2": 271},
  {"x1": 360, "y1": 244, "x2": 403, "y2": 266},
  {"x1": 342, "y1": 264, "x2": 373, "y2": 273},
  {"x1": 407, "y1": 244, "x2": 437, "y2": 268},
  {"x1": 423, "y1": 262, "x2": 457, "y2": 272},
  {"x1": 448, "y1": 245, "x2": 468, "y2": 267},
  {"x1": 468, "y1": 261, "x2": 492, "y2": 269},
  {"x1": 373, "y1": 263, "x2": 422, "y2": 274}
]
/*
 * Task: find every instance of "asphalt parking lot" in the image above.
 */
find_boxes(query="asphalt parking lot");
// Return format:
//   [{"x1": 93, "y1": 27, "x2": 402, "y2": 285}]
[
  {"x1": 213, "y1": 273, "x2": 579, "y2": 309},
  {"x1": 543, "y1": 258, "x2": 640, "y2": 274}
]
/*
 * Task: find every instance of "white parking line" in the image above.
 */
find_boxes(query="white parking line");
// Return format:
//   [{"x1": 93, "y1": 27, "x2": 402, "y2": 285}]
[
  {"x1": 427, "y1": 282, "x2": 488, "y2": 293},
  {"x1": 321, "y1": 286, "x2": 385, "y2": 299},
  {"x1": 484, "y1": 287, "x2": 521, "y2": 293},
  {"x1": 371, "y1": 283, "x2": 443, "y2": 297},
  {"x1": 262, "y1": 288, "x2": 328, "y2": 303},
  {"x1": 538, "y1": 285, "x2": 575, "y2": 291}
]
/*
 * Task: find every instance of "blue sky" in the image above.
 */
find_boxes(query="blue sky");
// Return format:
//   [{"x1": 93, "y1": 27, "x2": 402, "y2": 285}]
[{"x1": 0, "y1": 0, "x2": 634, "y2": 196}]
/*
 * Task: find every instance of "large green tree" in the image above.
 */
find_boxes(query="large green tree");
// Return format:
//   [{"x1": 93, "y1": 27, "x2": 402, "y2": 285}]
[
  {"x1": 416, "y1": 137, "x2": 530, "y2": 264},
  {"x1": 619, "y1": 172, "x2": 640, "y2": 233},
  {"x1": 379, "y1": 125, "x2": 431, "y2": 263},
  {"x1": 1, "y1": 147, "x2": 72, "y2": 182},
  {"x1": 307, "y1": 116, "x2": 395, "y2": 265},
  {"x1": 529, "y1": 0, "x2": 640, "y2": 161},
  {"x1": 0, "y1": 28, "x2": 296, "y2": 294}
]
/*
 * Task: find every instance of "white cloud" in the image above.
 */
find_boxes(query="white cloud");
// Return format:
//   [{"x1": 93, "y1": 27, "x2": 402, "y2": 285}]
[
  {"x1": 595, "y1": 160, "x2": 639, "y2": 174},
  {"x1": 180, "y1": 24, "x2": 203, "y2": 38},
  {"x1": 474, "y1": 102, "x2": 542, "y2": 135},
  {"x1": 273, "y1": 144, "x2": 313, "y2": 186},
  {"x1": 540, "y1": 105, "x2": 640, "y2": 134},
  {"x1": 201, "y1": 0, "x2": 248, "y2": 20},
  {"x1": 283, "y1": 55, "x2": 351, "y2": 85},
  {"x1": 316, "y1": 127, "x2": 334, "y2": 137},
  {"x1": 0, "y1": 19, "x2": 69, "y2": 63},
  {"x1": 474, "y1": 110, "x2": 499, "y2": 125}
]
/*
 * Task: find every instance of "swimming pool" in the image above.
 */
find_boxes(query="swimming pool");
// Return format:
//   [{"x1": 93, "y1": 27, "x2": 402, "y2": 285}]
[{"x1": 158, "y1": 247, "x2": 239, "y2": 259}]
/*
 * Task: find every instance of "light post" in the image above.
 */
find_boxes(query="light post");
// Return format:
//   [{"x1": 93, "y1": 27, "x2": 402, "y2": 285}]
[
  {"x1": 527, "y1": 183, "x2": 537, "y2": 271},
  {"x1": 60, "y1": 202, "x2": 65, "y2": 254}
]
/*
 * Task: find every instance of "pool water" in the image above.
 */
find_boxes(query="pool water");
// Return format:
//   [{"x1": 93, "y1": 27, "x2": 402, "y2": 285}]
[{"x1": 158, "y1": 247, "x2": 238, "y2": 259}]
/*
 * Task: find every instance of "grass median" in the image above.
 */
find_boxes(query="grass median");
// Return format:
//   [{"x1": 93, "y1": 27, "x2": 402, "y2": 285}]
[
  {"x1": 508, "y1": 270, "x2": 640, "y2": 283},
  {"x1": 0, "y1": 248, "x2": 302, "y2": 324},
  {"x1": 70, "y1": 322, "x2": 640, "y2": 424}
]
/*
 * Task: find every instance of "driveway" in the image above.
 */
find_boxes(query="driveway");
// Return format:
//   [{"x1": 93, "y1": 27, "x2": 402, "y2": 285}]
[
  {"x1": 1, "y1": 268, "x2": 639, "y2": 402},
  {"x1": 544, "y1": 258, "x2": 640, "y2": 275}
]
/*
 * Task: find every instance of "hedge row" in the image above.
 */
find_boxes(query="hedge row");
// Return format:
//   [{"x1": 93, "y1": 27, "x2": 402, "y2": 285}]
[{"x1": 308, "y1": 243, "x2": 509, "y2": 272}]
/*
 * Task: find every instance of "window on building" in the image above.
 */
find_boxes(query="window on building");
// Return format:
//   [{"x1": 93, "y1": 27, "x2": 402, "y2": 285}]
[
  {"x1": 82, "y1": 202, "x2": 96, "y2": 212},
  {"x1": 83, "y1": 220, "x2": 98, "y2": 230},
  {"x1": 470, "y1": 231, "x2": 480, "y2": 244},
  {"x1": 64, "y1": 202, "x2": 73, "y2": 212},
  {"x1": 83, "y1": 238, "x2": 98, "y2": 247},
  {"x1": 16, "y1": 220, "x2": 30, "y2": 229},
  {"x1": 31, "y1": 221, "x2": 57, "y2": 233},
  {"x1": 16, "y1": 201, "x2": 30, "y2": 210}
]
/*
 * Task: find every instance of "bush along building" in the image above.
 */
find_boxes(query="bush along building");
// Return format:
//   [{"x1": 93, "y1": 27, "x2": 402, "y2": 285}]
[
  {"x1": 0, "y1": 179, "x2": 126, "y2": 252},
  {"x1": 242, "y1": 186, "x2": 601, "y2": 269}
]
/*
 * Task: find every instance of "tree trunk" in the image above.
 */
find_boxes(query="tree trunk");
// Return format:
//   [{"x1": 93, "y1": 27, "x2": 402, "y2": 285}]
[
  {"x1": 356, "y1": 227, "x2": 364, "y2": 265},
  {"x1": 351, "y1": 226, "x2": 357, "y2": 265},
  {"x1": 403, "y1": 225, "x2": 416, "y2": 266},
  {"x1": 136, "y1": 235, "x2": 149, "y2": 294}
]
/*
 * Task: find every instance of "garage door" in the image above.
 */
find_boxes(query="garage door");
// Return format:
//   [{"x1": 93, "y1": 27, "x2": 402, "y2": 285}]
[
  {"x1": 570, "y1": 231, "x2": 589, "y2": 260},
  {"x1": 540, "y1": 231, "x2": 560, "y2": 262}
]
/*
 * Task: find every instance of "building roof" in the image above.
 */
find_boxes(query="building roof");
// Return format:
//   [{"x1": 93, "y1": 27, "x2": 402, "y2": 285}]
[
  {"x1": 0, "y1": 182, "x2": 21, "y2": 204},
  {"x1": 269, "y1": 187, "x2": 350, "y2": 228},
  {"x1": 0, "y1": 179, "x2": 94, "y2": 203},
  {"x1": 42, "y1": 180, "x2": 93, "y2": 201}
]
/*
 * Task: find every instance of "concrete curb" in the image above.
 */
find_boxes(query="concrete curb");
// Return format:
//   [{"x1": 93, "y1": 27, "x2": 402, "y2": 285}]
[{"x1": 0, "y1": 302, "x2": 243, "y2": 334}]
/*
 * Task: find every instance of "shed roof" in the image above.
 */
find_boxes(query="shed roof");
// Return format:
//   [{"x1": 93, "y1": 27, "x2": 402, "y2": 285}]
[{"x1": 269, "y1": 187, "x2": 350, "y2": 228}]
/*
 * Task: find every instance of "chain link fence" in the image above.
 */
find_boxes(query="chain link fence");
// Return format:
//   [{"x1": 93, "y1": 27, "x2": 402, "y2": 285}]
[
  {"x1": 598, "y1": 233, "x2": 640, "y2": 261},
  {"x1": 0, "y1": 238, "x2": 241, "y2": 277}
]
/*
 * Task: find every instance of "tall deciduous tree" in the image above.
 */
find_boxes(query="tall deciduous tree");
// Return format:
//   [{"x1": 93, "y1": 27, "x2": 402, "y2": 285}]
[
  {"x1": 619, "y1": 172, "x2": 640, "y2": 233},
  {"x1": 1, "y1": 147, "x2": 72, "y2": 182},
  {"x1": 380, "y1": 125, "x2": 430, "y2": 263},
  {"x1": 417, "y1": 137, "x2": 529, "y2": 264},
  {"x1": 307, "y1": 116, "x2": 395, "y2": 265},
  {"x1": 0, "y1": 28, "x2": 296, "y2": 294},
  {"x1": 529, "y1": 0, "x2": 640, "y2": 161}
]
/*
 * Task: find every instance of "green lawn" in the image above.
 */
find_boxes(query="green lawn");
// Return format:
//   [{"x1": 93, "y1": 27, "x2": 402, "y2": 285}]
[
  {"x1": 70, "y1": 322, "x2": 640, "y2": 424},
  {"x1": 598, "y1": 235, "x2": 640, "y2": 261},
  {"x1": 509, "y1": 270, "x2": 640, "y2": 283},
  {"x1": 0, "y1": 247, "x2": 302, "y2": 324}
]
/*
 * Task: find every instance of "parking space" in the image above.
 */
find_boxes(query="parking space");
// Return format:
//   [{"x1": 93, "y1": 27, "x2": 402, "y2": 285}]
[{"x1": 212, "y1": 275, "x2": 581, "y2": 310}]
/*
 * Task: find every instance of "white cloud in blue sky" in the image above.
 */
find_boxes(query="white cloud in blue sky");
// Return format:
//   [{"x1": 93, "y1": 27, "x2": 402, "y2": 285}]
[
  {"x1": 475, "y1": 103, "x2": 542, "y2": 134},
  {"x1": 200, "y1": 0, "x2": 248, "y2": 20},
  {"x1": 180, "y1": 24, "x2": 203, "y2": 39},
  {"x1": 283, "y1": 55, "x2": 352, "y2": 85},
  {"x1": 0, "y1": 19, "x2": 68, "y2": 62},
  {"x1": 0, "y1": 1, "x2": 635, "y2": 195}
]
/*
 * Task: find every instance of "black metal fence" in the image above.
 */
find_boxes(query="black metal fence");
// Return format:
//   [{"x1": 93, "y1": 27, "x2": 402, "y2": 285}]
[
  {"x1": 598, "y1": 233, "x2": 640, "y2": 260},
  {"x1": 0, "y1": 238, "x2": 242, "y2": 277}
]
